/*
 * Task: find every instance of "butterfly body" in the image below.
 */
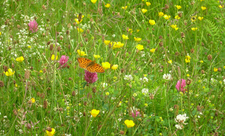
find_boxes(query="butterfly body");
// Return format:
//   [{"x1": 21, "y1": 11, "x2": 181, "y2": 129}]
[
  {"x1": 77, "y1": 58, "x2": 105, "y2": 73},
  {"x1": 78, "y1": 13, "x2": 82, "y2": 22}
]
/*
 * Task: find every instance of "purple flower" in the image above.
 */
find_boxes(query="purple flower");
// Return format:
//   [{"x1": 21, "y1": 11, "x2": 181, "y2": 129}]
[
  {"x1": 28, "y1": 20, "x2": 38, "y2": 33},
  {"x1": 132, "y1": 111, "x2": 140, "y2": 118},
  {"x1": 58, "y1": 55, "x2": 69, "y2": 68},
  {"x1": 84, "y1": 70, "x2": 98, "y2": 83},
  {"x1": 176, "y1": 79, "x2": 186, "y2": 93}
]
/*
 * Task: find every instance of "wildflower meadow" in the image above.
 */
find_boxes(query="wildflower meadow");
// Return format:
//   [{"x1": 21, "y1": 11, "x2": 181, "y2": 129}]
[{"x1": 1, "y1": 0, "x2": 225, "y2": 135}]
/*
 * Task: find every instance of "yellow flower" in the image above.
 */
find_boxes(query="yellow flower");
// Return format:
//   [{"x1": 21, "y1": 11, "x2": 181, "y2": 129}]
[
  {"x1": 149, "y1": 20, "x2": 156, "y2": 25},
  {"x1": 150, "y1": 48, "x2": 155, "y2": 53},
  {"x1": 133, "y1": 93, "x2": 137, "y2": 97},
  {"x1": 16, "y1": 56, "x2": 24, "y2": 62},
  {"x1": 163, "y1": 14, "x2": 171, "y2": 20},
  {"x1": 122, "y1": 34, "x2": 129, "y2": 40},
  {"x1": 15, "y1": 84, "x2": 18, "y2": 87},
  {"x1": 122, "y1": 6, "x2": 127, "y2": 10},
  {"x1": 51, "y1": 54, "x2": 58, "y2": 60},
  {"x1": 93, "y1": 55, "x2": 100, "y2": 59},
  {"x1": 128, "y1": 29, "x2": 133, "y2": 33},
  {"x1": 141, "y1": 9, "x2": 147, "y2": 14},
  {"x1": 105, "y1": 3, "x2": 110, "y2": 8},
  {"x1": 0, "y1": 32, "x2": 1, "y2": 35},
  {"x1": 201, "y1": 6, "x2": 206, "y2": 10},
  {"x1": 75, "y1": 18, "x2": 82, "y2": 24},
  {"x1": 105, "y1": 92, "x2": 109, "y2": 95},
  {"x1": 30, "y1": 98, "x2": 35, "y2": 103},
  {"x1": 124, "y1": 120, "x2": 135, "y2": 128},
  {"x1": 134, "y1": 37, "x2": 142, "y2": 42},
  {"x1": 170, "y1": 24, "x2": 178, "y2": 30},
  {"x1": 104, "y1": 40, "x2": 110, "y2": 45},
  {"x1": 214, "y1": 67, "x2": 218, "y2": 72},
  {"x1": 200, "y1": 60, "x2": 203, "y2": 63},
  {"x1": 176, "y1": 5, "x2": 182, "y2": 10},
  {"x1": 185, "y1": 59, "x2": 190, "y2": 63},
  {"x1": 198, "y1": 16, "x2": 203, "y2": 21},
  {"x1": 168, "y1": 60, "x2": 172, "y2": 64},
  {"x1": 28, "y1": 45, "x2": 31, "y2": 48},
  {"x1": 91, "y1": 0, "x2": 97, "y2": 4},
  {"x1": 191, "y1": 27, "x2": 198, "y2": 31},
  {"x1": 146, "y1": 2, "x2": 151, "y2": 6},
  {"x1": 191, "y1": 15, "x2": 197, "y2": 22},
  {"x1": 90, "y1": 109, "x2": 100, "y2": 117},
  {"x1": 175, "y1": 15, "x2": 180, "y2": 20},
  {"x1": 186, "y1": 55, "x2": 191, "y2": 60},
  {"x1": 102, "y1": 62, "x2": 111, "y2": 69},
  {"x1": 111, "y1": 64, "x2": 118, "y2": 70},
  {"x1": 77, "y1": 28, "x2": 84, "y2": 33},
  {"x1": 223, "y1": 66, "x2": 225, "y2": 69},
  {"x1": 112, "y1": 42, "x2": 124, "y2": 49},
  {"x1": 219, "y1": 5, "x2": 224, "y2": 8},
  {"x1": 77, "y1": 49, "x2": 87, "y2": 56},
  {"x1": 46, "y1": 128, "x2": 56, "y2": 136},
  {"x1": 187, "y1": 74, "x2": 190, "y2": 77},
  {"x1": 158, "y1": 12, "x2": 164, "y2": 17},
  {"x1": 136, "y1": 29, "x2": 140, "y2": 32},
  {"x1": 136, "y1": 44, "x2": 144, "y2": 51}
]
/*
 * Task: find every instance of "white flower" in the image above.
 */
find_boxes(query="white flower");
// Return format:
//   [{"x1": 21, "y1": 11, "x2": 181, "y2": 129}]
[
  {"x1": 163, "y1": 73, "x2": 172, "y2": 80},
  {"x1": 175, "y1": 114, "x2": 189, "y2": 129},
  {"x1": 175, "y1": 114, "x2": 189, "y2": 124},
  {"x1": 175, "y1": 124, "x2": 183, "y2": 129},
  {"x1": 140, "y1": 77, "x2": 148, "y2": 82},
  {"x1": 102, "y1": 82, "x2": 108, "y2": 88},
  {"x1": 112, "y1": 34, "x2": 116, "y2": 37},
  {"x1": 223, "y1": 79, "x2": 225, "y2": 84},
  {"x1": 141, "y1": 88, "x2": 149, "y2": 95},
  {"x1": 124, "y1": 75, "x2": 133, "y2": 80}
]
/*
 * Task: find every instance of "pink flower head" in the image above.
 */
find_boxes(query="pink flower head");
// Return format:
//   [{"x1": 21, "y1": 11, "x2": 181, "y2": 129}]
[
  {"x1": 58, "y1": 55, "x2": 69, "y2": 68},
  {"x1": 84, "y1": 70, "x2": 98, "y2": 83},
  {"x1": 132, "y1": 111, "x2": 140, "y2": 118},
  {"x1": 176, "y1": 79, "x2": 186, "y2": 93},
  {"x1": 28, "y1": 20, "x2": 38, "y2": 33}
]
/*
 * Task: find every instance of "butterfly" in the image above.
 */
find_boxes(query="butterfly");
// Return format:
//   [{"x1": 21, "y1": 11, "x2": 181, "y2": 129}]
[
  {"x1": 77, "y1": 58, "x2": 105, "y2": 73},
  {"x1": 78, "y1": 13, "x2": 82, "y2": 22}
]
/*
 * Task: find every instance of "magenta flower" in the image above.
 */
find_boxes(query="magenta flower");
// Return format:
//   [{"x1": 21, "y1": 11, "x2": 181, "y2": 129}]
[
  {"x1": 132, "y1": 111, "x2": 140, "y2": 118},
  {"x1": 176, "y1": 79, "x2": 186, "y2": 93},
  {"x1": 28, "y1": 20, "x2": 38, "y2": 33},
  {"x1": 84, "y1": 70, "x2": 98, "y2": 83},
  {"x1": 58, "y1": 55, "x2": 69, "y2": 68}
]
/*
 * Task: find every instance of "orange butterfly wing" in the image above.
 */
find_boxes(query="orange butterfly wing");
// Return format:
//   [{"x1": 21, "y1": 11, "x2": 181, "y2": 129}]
[
  {"x1": 78, "y1": 58, "x2": 105, "y2": 73},
  {"x1": 87, "y1": 63, "x2": 105, "y2": 73},
  {"x1": 77, "y1": 58, "x2": 92, "y2": 69}
]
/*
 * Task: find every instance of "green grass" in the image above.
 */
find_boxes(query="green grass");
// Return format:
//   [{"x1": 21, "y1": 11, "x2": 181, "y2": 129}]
[{"x1": 0, "y1": 0, "x2": 225, "y2": 135}]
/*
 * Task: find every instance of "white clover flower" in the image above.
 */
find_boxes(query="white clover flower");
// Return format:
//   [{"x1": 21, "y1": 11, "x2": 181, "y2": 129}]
[
  {"x1": 163, "y1": 73, "x2": 172, "y2": 80},
  {"x1": 175, "y1": 114, "x2": 189, "y2": 123},
  {"x1": 223, "y1": 79, "x2": 225, "y2": 84},
  {"x1": 175, "y1": 114, "x2": 189, "y2": 129},
  {"x1": 140, "y1": 77, "x2": 148, "y2": 82},
  {"x1": 141, "y1": 88, "x2": 149, "y2": 95},
  {"x1": 124, "y1": 75, "x2": 133, "y2": 80},
  {"x1": 175, "y1": 124, "x2": 182, "y2": 129}
]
